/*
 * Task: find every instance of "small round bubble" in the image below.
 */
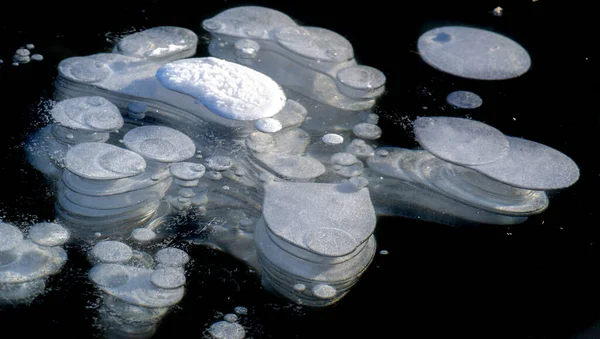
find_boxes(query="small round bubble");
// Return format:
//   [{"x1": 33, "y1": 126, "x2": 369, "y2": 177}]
[{"x1": 322, "y1": 133, "x2": 343, "y2": 145}]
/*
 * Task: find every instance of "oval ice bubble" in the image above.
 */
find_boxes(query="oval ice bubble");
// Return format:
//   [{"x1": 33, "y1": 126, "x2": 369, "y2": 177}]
[
  {"x1": 202, "y1": 6, "x2": 296, "y2": 39},
  {"x1": 170, "y1": 162, "x2": 206, "y2": 180},
  {"x1": 352, "y1": 123, "x2": 382, "y2": 140},
  {"x1": 413, "y1": 116, "x2": 510, "y2": 166},
  {"x1": 468, "y1": 136, "x2": 580, "y2": 190},
  {"x1": 446, "y1": 90, "x2": 483, "y2": 109},
  {"x1": 331, "y1": 152, "x2": 358, "y2": 166},
  {"x1": 312, "y1": 284, "x2": 337, "y2": 299},
  {"x1": 224, "y1": 313, "x2": 238, "y2": 323},
  {"x1": 131, "y1": 228, "x2": 156, "y2": 242},
  {"x1": 0, "y1": 223, "x2": 23, "y2": 252},
  {"x1": 156, "y1": 57, "x2": 286, "y2": 121},
  {"x1": 28, "y1": 222, "x2": 70, "y2": 247},
  {"x1": 116, "y1": 26, "x2": 198, "y2": 61},
  {"x1": 51, "y1": 96, "x2": 124, "y2": 131},
  {"x1": 64, "y1": 142, "x2": 146, "y2": 180},
  {"x1": 273, "y1": 26, "x2": 354, "y2": 62},
  {"x1": 155, "y1": 247, "x2": 190, "y2": 267},
  {"x1": 151, "y1": 267, "x2": 186, "y2": 289},
  {"x1": 123, "y1": 125, "x2": 196, "y2": 163},
  {"x1": 204, "y1": 156, "x2": 233, "y2": 171},
  {"x1": 336, "y1": 65, "x2": 386, "y2": 99},
  {"x1": 91, "y1": 241, "x2": 133, "y2": 263},
  {"x1": 58, "y1": 57, "x2": 111, "y2": 83},
  {"x1": 322, "y1": 133, "x2": 344, "y2": 145},
  {"x1": 208, "y1": 321, "x2": 246, "y2": 339},
  {"x1": 417, "y1": 26, "x2": 531, "y2": 80}
]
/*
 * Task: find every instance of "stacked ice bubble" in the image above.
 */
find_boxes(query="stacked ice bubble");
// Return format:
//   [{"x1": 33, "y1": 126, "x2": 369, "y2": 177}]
[
  {"x1": 366, "y1": 116, "x2": 579, "y2": 223},
  {"x1": 207, "y1": 306, "x2": 248, "y2": 339},
  {"x1": 255, "y1": 181, "x2": 376, "y2": 306},
  {"x1": 202, "y1": 6, "x2": 386, "y2": 112},
  {"x1": 89, "y1": 241, "x2": 189, "y2": 338},
  {"x1": 26, "y1": 96, "x2": 124, "y2": 179},
  {"x1": 23, "y1": 5, "x2": 581, "y2": 314},
  {"x1": 0, "y1": 222, "x2": 69, "y2": 305}
]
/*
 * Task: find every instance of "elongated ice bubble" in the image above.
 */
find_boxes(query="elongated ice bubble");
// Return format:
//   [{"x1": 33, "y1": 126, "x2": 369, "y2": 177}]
[
  {"x1": 446, "y1": 90, "x2": 483, "y2": 109},
  {"x1": 417, "y1": 26, "x2": 531, "y2": 80}
]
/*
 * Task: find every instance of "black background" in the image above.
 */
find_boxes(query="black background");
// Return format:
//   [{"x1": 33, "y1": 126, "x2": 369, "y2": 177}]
[{"x1": 0, "y1": 0, "x2": 597, "y2": 338}]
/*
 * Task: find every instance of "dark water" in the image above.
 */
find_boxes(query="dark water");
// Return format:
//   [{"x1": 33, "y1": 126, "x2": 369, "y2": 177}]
[{"x1": 0, "y1": 0, "x2": 596, "y2": 338}]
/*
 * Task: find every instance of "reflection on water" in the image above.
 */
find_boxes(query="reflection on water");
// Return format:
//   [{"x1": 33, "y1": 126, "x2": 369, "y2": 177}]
[{"x1": 0, "y1": 2, "x2": 593, "y2": 338}]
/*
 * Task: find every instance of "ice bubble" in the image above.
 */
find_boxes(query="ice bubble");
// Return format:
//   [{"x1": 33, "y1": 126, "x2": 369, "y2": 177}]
[
  {"x1": 26, "y1": 43, "x2": 35, "y2": 49},
  {"x1": 14, "y1": 48, "x2": 31, "y2": 64},
  {"x1": 92, "y1": 241, "x2": 133, "y2": 264},
  {"x1": 58, "y1": 57, "x2": 112, "y2": 83},
  {"x1": 234, "y1": 39, "x2": 260, "y2": 59},
  {"x1": 322, "y1": 133, "x2": 344, "y2": 145},
  {"x1": 151, "y1": 267, "x2": 186, "y2": 289},
  {"x1": 349, "y1": 176, "x2": 369, "y2": 189},
  {"x1": 233, "y1": 306, "x2": 248, "y2": 315},
  {"x1": 202, "y1": 6, "x2": 296, "y2": 39},
  {"x1": 205, "y1": 171, "x2": 223, "y2": 180},
  {"x1": 254, "y1": 153, "x2": 326, "y2": 181},
  {"x1": 89, "y1": 263, "x2": 129, "y2": 288},
  {"x1": 273, "y1": 26, "x2": 353, "y2": 62},
  {"x1": 293, "y1": 283, "x2": 306, "y2": 292},
  {"x1": 31, "y1": 54, "x2": 44, "y2": 61},
  {"x1": 346, "y1": 139, "x2": 375, "y2": 159},
  {"x1": 333, "y1": 162, "x2": 364, "y2": 178},
  {"x1": 246, "y1": 132, "x2": 276, "y2": 153},
  {"x1": 115, "y1": 26, "x2": 198, "y2": 61},
  {"x1": 379, "y1": 250, "x2": 389, "y2": 255},
  {"x1": 376, "y1": 149, "x2": 389, "y2": 157},
  {"x1": 155, "y1": 247, "x2": 190, "y2": 267},
  {"x1": 205, "y1": 156, "x2": 233, "y2": 171},
  {"x1": 131, "y1": 228, "x2": 156, "y2": 242},
  {"x1": 469, "y1": 136, "x2": 580, "y2": 190},
  {"x1": 413, "y1": 116, "x2": 509, "y2": 166},
  {"x1": 64, "y1": 143, "x2": 146, "y2": 180},
  {"x1": 446, "y1": 90, "x2": 483, "y2": 109},
  {"x1": 224, "y1": 313, "x2": 239, "y2": 323},
  {"x1": 254, "y1": 118, "x2": 283, "y2": 133},
  {"x1": 331, "y1": 152, "x2": 358, "y2": 166},
  {"x1": 156, "y1": 57, "x2": 286, "y2": 120},
  {"x1": 336, "y1": 65, "x2": 386, "y2": 99},
  {"x1": 312, "y1": 284, "x2": 337, "y2": 299},
  {"x1": 170, "y1": 162, "x2": 206, "y2": 180},
  {"x1": 418, "y1": 26, "x2": 531, "y2": 80},
  {"x1": 0, "y1": 223, "x2": 23, "y2": 252},
  {"x1": 208, "y1": 321, "x2": 246, "y2": 339},
  {"x1": 28, "y1": 222, "x2": 70, "y2": 247},
  {"x1": 123, "y1": 126, "x2": 196, "y2": 163},
  {"x1": 51, "y1": 96, "x2": 123, "y2": 131},
  {"x1": 352, "y1": 123, "x2": 382, "y2": 140}
]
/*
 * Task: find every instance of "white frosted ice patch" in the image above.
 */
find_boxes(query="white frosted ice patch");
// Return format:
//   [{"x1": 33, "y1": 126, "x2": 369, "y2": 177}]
[
  {"x1": 208, "y1": 320, "x2": 246, "y2": 339},
  {"x1": 322, "y1": 133, "x2": 343, "y2": 145},
  {"x1": 254, "y1": 118, "x2": 282, "y2": 133},
  {"x1": 92, "y1": 241, "x2": 133, "y2": 263},
  {"x1": 418, "y1": 26, "x2": 531, "y2": 80},
  {"x1": 156, "y1": 57, "x2": 286, "y2": 120},
  {"x1": 64, "y1": 143, "x2": 146, "y2": 180}
]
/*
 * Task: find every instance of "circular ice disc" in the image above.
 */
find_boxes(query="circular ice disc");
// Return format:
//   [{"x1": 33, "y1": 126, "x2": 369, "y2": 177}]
[
  {"x1": 304, "y1": 227, "x2": 358, "y2": 257},
  {"x1": 51, "y1": 96, "x2": 123, "y2": 131},
  {"x1": 469, "y1": 136, "x2": 580, "y2": 190},
  {"x1": 446, "y1": 90, "x2": 483, "y2": 109},
  {"x1": 0, "y1": 223, "x2": 23, "y2": 252},
  {"x1": 337, "y1": 65, "x2": 386, "y2": 91},
  {"x1": 170, "y1": 162, "x2": 206, "y2": 180},
  {"x1": 58, "y1": 57, "x2": 111, "y2": 83},
  {"x1": 208, "y1": 321, "x2": 246, "y2": 339},
  {"x1": 273, "y1": 26, "x2": 354, "y2": 62},
  {"x1": 312, "y1": 284, "x2": 337, "y2": 299},
  {"x1": 64, "y1": 142, "x2": 146, "y2": 180},
  {"x1": 417, "y1": 26, "x2": 531, "y2": 80},
  {"x1": 155, "y1": 248, "x2": 189, "y2": 267},
  {"x1": 413, "y1": 116, "x2": 509, "y2": 166},
  {"x1": 352, "y1": 123, "x2": 382, "y2": 140},
  {"x1": 89, "y1": 264, "x2": 130, "y2": 288},
  {"x1": 254, "y1": 118, "x2": 283, "y2": 133},
  {"x1": 91, "y1": 241, "x2": 133, "y2": 263},
  {"x1": 28, "y1": 222, "x2": 70, "y2": 247},
  {"x1": 151, "y1": 267, "x2": 186, "y2": 289},
  {"x1": 156, "y1": 57, "x2": 286, "y2": 121},
  {"x1": 123, "y1": 126, "x2": 196, "y2": 163}
]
